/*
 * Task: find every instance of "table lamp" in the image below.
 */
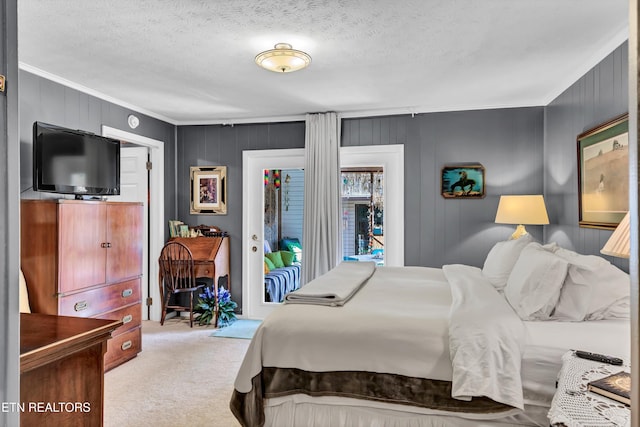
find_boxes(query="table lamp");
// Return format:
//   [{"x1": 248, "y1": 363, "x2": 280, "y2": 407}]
[
  {"x1": 495, "y1": 195, "x2": 550, "y2": 239},
  {"x1": 600, "y1": 211, "x2": 630, "y2": 258}
]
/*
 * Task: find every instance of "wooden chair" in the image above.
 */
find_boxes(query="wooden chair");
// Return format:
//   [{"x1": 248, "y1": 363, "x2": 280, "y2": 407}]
[{"x1": 158, "y1": 241, "x2": 208, "y2": 327}]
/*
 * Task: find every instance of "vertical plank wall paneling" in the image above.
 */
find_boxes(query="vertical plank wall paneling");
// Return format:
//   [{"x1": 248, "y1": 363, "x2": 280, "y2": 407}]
[
  {"x1": 342, "y1": 107, "x2": 544, "y2": 268},
  {"x1": 176, "y1": 122, "x2": 306, "y2": 309},
  {"x1": 18, "y1": 69, "x2": 177, "y2": 238},
  {"x1": 545, "y1": 41, "x2": 629, "y2": 272}
]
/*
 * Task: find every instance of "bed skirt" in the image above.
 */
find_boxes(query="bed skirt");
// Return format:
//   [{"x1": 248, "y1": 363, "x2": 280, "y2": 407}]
[{"x1": 230, "y1": 368, "x2": 515, "y2": 427}]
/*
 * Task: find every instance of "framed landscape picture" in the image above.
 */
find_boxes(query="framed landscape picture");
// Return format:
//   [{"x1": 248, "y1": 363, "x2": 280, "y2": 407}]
[
  {"x1": 577, "y1": 113, "x2": 628, "y2": 229},
  {"x1": 190, "y1": 166, "x2": 227, "y2": 215},
  {"x1": 441, "y1": 164, "x2": 485, "y2": 199}
]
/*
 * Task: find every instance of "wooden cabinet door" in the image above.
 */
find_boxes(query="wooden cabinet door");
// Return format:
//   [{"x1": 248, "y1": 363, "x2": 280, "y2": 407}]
[
  {"x1": 58, "y1": 203, "x2": 107, "y2": 293},
  {"x1": 106, "y1": 203, "x2": 143, "y2": 283}
]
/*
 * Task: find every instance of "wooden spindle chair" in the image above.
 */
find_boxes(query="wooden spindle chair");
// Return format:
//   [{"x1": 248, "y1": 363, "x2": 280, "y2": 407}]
[{"x1": 158, "y1": 241, "x2": 207, "y2": 327}]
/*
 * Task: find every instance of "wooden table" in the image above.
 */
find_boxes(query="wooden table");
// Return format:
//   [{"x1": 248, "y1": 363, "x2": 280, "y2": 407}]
[{"x1": 20, "y1": 313, "x2": 122, "y2": 427}]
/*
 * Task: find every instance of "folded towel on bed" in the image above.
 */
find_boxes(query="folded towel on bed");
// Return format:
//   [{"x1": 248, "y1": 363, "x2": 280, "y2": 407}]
[{"x1": 284, "y1": 261, "x2": 376, "y2": 306}]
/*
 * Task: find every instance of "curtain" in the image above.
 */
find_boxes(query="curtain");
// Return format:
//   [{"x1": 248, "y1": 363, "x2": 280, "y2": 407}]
[{"x1": 302, "y1": 112, "x2": 342, "y2": 284}]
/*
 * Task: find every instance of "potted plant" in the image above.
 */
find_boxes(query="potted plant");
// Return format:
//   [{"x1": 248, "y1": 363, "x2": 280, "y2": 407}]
[{"x1": 195, "y1": 285, "x2": 237, "y2": 327}]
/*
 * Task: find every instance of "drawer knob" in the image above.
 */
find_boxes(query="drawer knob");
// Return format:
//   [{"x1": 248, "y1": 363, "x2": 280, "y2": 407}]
[
  {"x1": 121, "y1": 340, "x2": 133, "y2": 351},
  {"x1": 122, "y1": 289, "x2": 133, "y2": 298},
  {"x1": 74, "y1": 301, "x2": 88, "y2": 312},
  {"x1": 122, "y1": 314, "x2": 133, "y2": 324}
]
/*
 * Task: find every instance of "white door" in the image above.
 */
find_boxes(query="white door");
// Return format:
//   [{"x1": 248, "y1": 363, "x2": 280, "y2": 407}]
[
  {"x1": 243, "y1": 149, "x2": 305, "y2": 319},
  {"x1": 110, "y1": 146, "x2": 149, "y2": 318},
  {"x1": 242, "y1": 145, "x2": 404, "y2": 320}
]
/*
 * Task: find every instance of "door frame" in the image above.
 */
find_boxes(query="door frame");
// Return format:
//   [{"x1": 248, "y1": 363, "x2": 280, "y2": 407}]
[
  {"x1": 242, "y1": 144, "x2": 404, "y2": 319},
  {"x1": 102, "y1": 126, "x2": 165, "y2": 321}
]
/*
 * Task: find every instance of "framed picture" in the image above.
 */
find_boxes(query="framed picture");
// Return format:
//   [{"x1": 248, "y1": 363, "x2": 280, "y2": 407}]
[
  {"x1": 577, "y1": 113, "x2": 628, "y2": 229},
  {"x1": 190, "y1": 166, "x2": 227, "y2": 215},
  {"x1": 441, "y1": 164, "x2": 485, "y2": 198}
]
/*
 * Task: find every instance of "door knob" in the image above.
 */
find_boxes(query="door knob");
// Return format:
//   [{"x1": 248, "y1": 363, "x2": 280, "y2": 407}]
[{"x1": 252, "y1": 246, "x2": 257, "y2": 252}]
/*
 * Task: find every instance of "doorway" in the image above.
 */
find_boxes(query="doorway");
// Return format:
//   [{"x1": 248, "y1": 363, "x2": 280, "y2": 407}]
[
  {"x1": 242, "y1": 144, "x2": 404, "y2": 319},
  {"x1": 101, "y1": 126, "x2": 165, "y2": 321}
]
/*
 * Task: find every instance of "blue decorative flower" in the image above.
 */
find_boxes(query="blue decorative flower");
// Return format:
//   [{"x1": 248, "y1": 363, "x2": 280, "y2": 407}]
[{"x1": 195, "y1": 285, "x2": 237, "y2": 327}]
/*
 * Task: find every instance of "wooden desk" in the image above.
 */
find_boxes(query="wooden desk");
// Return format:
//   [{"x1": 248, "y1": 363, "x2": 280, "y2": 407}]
[
  {"x1": 164, "y1": 236, "x2": 230, "y2": 326},
  {"x1": 20, "y1": 313, "x2": 122, "y2": 427}
]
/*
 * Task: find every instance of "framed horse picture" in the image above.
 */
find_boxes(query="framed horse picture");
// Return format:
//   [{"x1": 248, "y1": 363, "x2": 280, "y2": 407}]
[{"x1": 441, "y1": 164, "x2": 485, "y2": 199}]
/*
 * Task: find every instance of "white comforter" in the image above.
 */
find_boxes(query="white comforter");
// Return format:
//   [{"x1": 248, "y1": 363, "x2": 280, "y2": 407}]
[{"x1": 235, "y1": 265, "x2": 525, "y2": 411}]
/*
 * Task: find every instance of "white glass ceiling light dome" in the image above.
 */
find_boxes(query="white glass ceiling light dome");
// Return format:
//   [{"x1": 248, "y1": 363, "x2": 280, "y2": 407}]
[{"x1": 255, "y1": 43, "x2": 311, "y2": 73}]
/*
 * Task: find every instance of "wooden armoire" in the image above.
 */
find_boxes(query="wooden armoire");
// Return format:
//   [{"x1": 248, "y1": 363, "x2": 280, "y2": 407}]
[{"x1": 20, "y1": 199, "x2": 144, "y2": 371}]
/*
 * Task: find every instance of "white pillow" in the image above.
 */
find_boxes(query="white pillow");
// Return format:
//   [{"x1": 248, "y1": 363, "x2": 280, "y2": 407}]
[
  {"x1": 482, "y1": 234, "x2": 534, "y2": 290},
  {"x1": 552, "y1": 247, "x2": 630, "y2": 320},
  {"x1": 550, "y1": 265, "x2": 592, "y2": 321},
  {"x1": 504, "y1": 243, "x2": 569, "y2": 320}
]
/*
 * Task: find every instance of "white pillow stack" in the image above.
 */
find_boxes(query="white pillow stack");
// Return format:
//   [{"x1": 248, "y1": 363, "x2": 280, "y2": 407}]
[
  {"x1": 550, "y1": 246, "x2": 630, "y2": 321},
  {"x1": 481, "y1": 238, "x2": 630, "y2": 321}
]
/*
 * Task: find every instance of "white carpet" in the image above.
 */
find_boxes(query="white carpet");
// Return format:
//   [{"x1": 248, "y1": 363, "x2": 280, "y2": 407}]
[{"x1": 104, "y1": 319, "x2": 251, "y2": 427}]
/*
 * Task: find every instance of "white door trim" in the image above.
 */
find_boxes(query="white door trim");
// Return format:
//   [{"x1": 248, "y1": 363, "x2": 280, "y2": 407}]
[
  {"x1": 242, "y1": 145, "x2": 404, "y2": 319},
  {"x1": 101, "y1": 126, "x2": 165, "y2": 321},
  {"x1": 341, "y1": 144, "x2": 404, "y2": 267}
]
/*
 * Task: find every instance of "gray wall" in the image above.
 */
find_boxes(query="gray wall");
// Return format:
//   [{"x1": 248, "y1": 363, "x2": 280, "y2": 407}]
[
  {"x1": 544, "y1": 41, "x2": 629, "y2": 272},
  {"x1": 19, "y1": 71, "x2": 177, "y2": 212},
  {"x1": 343, "y1": 108, "x2": 545, "y2": 268},
  {"x1": 176, "y1": 123, "x2": 305, "y2": 309},
  {"x1": 177, "y1": 107, "x2": 545, "y2": 310}
]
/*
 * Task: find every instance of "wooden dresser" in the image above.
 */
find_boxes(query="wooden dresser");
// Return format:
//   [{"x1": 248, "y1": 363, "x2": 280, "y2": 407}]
[
  {"x1": 20, "y1": 313, "x2": 122, "y2": 427},
  {"x1": 20, "y1": 199, "x2": 143, "y2": 371}
]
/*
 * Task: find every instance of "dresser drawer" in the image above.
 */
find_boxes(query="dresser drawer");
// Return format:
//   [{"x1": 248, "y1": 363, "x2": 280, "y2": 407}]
[
  {"x1": 97, "y1": 303, "x2": 142, "y2": 337},
  {"x1": 194, "y1": 262, "x2": 214, "y2": 279},
  {"x1": 58, "y1": 278, "x2": 141, "y2": 317},
  {"x1": 105, "y1": 326, "x2": 141, "y2": 371}
]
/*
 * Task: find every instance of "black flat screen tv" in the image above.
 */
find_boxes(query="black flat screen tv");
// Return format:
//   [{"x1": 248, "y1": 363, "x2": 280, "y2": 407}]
[{"x1": 33, "y1": 121, "x2": 121, "y2": 197}]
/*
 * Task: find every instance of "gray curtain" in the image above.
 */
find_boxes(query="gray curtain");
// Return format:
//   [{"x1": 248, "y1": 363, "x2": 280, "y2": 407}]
[{"x1": 302, "y1": 112, "x2": 342, "y2": 284}]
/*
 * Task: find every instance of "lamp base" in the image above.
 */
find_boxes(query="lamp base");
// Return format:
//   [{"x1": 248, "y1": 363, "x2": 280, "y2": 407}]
[{"x1": 510, "y1": 224, "x2": 529, "y2": 240}]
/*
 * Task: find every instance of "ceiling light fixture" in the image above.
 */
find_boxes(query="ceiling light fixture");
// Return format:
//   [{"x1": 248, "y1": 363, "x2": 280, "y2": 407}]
[{"x1": 255, "y1": 43, "x2": 311, "y2": 73}]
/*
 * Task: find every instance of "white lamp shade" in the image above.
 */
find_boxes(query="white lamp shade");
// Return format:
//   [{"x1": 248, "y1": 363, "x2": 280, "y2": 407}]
[
  {"x1": 495, "y1": 195, "x2": 550, "y2": 225},
  {"x1": 601, "y1": 212, "x2": 630, "y2": 259}
]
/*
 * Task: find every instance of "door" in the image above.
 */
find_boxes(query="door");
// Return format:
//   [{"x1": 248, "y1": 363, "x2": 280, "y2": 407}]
[
  {"x1": 243, "y1": 149, "x2": 305, "y2": 319},
  {"x1": 109, "y1": 146, "x2": 149, "y2": 309},
  {"x1": 58, "y1": 202, "x2": 107, "y2": 293},
  {"x1": 243, "y1": 145, "x2": 405, "y2": 320},
  {"x1": 106, "y1": 203, "x2": 144, "y2": 283}
]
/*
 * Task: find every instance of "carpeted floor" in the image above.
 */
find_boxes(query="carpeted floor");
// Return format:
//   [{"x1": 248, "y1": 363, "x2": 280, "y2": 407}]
[
  {"x1": 104, "y1": 319, "x2": 251, "y2": 427},
  {"x1": 210, "y1": 319, "x2": 262, "y2": 339}
]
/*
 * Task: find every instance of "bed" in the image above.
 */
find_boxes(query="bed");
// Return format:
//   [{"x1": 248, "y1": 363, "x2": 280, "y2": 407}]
[{"x1": 232, "y1": 236, "x2": 631, "y2": 427}]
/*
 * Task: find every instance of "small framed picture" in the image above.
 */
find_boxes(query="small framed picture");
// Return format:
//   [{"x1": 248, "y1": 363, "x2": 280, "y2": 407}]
[
  {"x1": 190, "y1": 166, "x2": 227, "y2": 215},
  {"x1": 577, "y1": 113, "x2": 628, "y2": 229},
  {"x1": 441, "y1": 164, "x2": 485, "y2": 199}
]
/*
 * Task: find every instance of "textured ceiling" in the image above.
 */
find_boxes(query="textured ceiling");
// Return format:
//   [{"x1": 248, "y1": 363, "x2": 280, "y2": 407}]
[{"x1": 17, "y1": 0, "x2": 629, "y2": 125}]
